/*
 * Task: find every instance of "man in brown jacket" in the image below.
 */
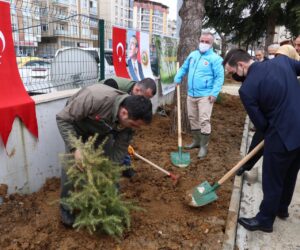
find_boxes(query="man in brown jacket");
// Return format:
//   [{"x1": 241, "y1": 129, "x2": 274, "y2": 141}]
[{"x1": 56, "y1": 84, "x2": 152, "y2": 226}]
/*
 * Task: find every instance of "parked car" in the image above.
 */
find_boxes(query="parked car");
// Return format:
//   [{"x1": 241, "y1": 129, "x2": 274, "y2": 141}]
[
  {"x1": 80, "y1": 48, "x2": 115, "y2": 78},
  {"x1": 17, "y1": 57, "x2": 55, "y2": 95}
]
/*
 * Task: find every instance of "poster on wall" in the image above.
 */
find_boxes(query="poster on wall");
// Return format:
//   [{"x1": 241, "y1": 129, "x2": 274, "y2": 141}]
[
  {"x1": 153, "y1": 35, "x2": 178, "y2": 95},
  {"x1": 113, "y1": 27, "x2": 155, "y2": 82},
  {"x1": 138, "y1": 31, "x2": 154, "y2": 79},
  {"x1": 126, "y1": 29, "x2": 143, "y2": 81}
]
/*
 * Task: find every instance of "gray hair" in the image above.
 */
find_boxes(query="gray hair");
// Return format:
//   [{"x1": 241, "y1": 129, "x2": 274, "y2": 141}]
[
  {"x1": 200, "y1": 32, "x2": 214, "y2": 42},
  {"x1": 268, "y1": 44, "x2": 280, "y2": 50}
]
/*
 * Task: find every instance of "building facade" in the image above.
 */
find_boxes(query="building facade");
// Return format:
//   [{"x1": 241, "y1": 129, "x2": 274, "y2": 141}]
[{"x1": 133, "y1": 0, "x2": 168, "y2": 36}]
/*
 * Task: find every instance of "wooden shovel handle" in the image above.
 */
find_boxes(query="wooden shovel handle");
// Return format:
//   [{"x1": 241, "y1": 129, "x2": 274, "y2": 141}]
[
  {"x1": 133, "y1": 152, "x2": 171, "y2": 176},
  {"x1": 177, "y1": 84, "x2": 182, "y2": 147},
  {"x1": 217, "y1": 140, "x2": 264, "y2": 185}
]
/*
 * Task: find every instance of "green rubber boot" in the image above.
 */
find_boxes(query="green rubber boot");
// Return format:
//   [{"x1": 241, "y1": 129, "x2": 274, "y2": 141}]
[
  {"x1": 184, "y1": 130, "x2": 201, "y2": 149},
  {"x1": 198, "y1": 133, "x2": 210, "y2": 159}
]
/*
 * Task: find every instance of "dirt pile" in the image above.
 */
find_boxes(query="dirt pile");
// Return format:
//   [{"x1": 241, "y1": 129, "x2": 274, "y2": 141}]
[{"x1": 0, "y1": 93, "x2": 245, "y2": 250}]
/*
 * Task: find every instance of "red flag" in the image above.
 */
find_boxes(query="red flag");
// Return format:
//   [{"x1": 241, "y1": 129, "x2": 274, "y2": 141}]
[
  {"x1": 0, "y1": 2, "x2": 38, "y2": 147},
  {"x1": 113, "y1": 27, "x2": 130, "y2": 78}
]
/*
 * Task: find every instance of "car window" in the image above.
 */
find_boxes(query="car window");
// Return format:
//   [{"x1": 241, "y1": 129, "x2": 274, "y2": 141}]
[
  {"x1": 24, "y1": 60, "x2": 50, "y2": 67},
  {"x1": 104, "y1": 53, "x2": 113, "y2": 65}
]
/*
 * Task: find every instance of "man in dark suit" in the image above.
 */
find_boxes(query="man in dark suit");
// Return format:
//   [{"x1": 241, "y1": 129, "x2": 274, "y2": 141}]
[
  {"x1": 127, "y1": 35, "x2": 144, "y2": 81},
  {"x1": 223, "y1": 49, "x2": 300, "y2": 233}
]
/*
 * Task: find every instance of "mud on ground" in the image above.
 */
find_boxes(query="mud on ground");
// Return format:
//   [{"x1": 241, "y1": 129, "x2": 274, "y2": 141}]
[{"x1": 0, "y1": 93, "x2": 245, "y2": 250}]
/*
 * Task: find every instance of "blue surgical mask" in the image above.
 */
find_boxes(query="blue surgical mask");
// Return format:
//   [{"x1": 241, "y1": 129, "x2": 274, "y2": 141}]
[{"x1": 199, "y1": 43, "x2": 211, "y2": 53}]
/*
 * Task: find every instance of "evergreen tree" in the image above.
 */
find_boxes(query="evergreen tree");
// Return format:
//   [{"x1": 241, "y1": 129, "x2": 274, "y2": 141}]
[
  {"x1": 60, "y1": 135, "x2": 140, "y2": 238},
  {"x1": 204, "y1": 0, "x2": 299, "y2": 51}
]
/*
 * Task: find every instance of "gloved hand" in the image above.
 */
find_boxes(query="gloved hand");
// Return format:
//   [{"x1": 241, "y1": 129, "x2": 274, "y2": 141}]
[
  {"x1": 122, "y1": 155, "x2": 131, "y2": 166},
  {"x1": 121, "y1": 154, "x2": 135, "y2": 178}
]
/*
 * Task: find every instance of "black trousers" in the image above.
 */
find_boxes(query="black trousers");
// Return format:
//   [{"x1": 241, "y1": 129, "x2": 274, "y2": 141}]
[
  {"x1": 243, "y1": 130, "x2": 264, "y2": 170},
  {"x1": 256, "y1": 146, "x2": 300, "y2": 226}
]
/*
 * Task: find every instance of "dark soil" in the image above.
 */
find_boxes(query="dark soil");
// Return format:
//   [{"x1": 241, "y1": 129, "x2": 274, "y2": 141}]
[{"x1": 0, "y1": 93, "x2": 245, "y2": 250}]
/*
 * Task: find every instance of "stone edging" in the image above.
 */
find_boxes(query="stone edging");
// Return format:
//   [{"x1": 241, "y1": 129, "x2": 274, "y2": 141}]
[{"x1": 222, "y1": 116, "x2": 250, "y2": 250}]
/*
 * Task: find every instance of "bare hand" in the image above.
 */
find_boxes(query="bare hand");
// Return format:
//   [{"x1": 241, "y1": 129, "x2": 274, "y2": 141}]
[
  {"x1": 74, "y1": 149, "x2": 84, "y2": 171},
  {"x1": 74, "y1": 149, "x2": 82, "y2": 161},
  {"x1": 208, "y1": 96, "x2": 216, "y2": 103}
]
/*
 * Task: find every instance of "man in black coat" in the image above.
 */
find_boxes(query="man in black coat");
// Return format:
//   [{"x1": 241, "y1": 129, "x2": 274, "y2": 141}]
[{"x1": 223, "y1": 49, "x2": 300, "y2": 233}]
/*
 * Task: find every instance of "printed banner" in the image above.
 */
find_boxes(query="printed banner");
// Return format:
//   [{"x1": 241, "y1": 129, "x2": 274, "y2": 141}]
[
  {"x1": 126, "y1": 29, "x2": 145, "y2": 81},
  {"x1": 112, "y1": 27, "x2": 130, "y2": 79},
  {"x1": 153, "y1": 35, "x2": 178, "y2": 95},
  {"x1": 139, "y1": 31, "x2": 154, "y2": 79},
  {"x1": 0, "y1": 1, "x2": 38, "y2": 147}
]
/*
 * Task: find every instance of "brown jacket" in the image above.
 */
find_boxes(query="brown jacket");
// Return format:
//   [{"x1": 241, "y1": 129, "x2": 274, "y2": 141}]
[{"x1": 56, "y1": 84, "x2": 132, "y2": 163}]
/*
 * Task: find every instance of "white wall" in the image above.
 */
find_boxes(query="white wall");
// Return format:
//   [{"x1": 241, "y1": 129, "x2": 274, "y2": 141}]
[{"x1": 0, "y1": 87, "x2": 173, "y2": 194}]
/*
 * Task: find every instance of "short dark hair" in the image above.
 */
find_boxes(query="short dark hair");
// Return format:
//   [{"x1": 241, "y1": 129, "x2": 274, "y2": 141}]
[
  {"x1": 103, "y1": 79, "x2": 118, "y2": 89},
  {"x1": 223, "y1": 49, "x2": 252, "y2": 67},
  {"x1": 137, "y1": 78, "x2": 157, "y2": 96},
  {"x1": 121, "y1": 95, "x2": 152, "y2": 124}
]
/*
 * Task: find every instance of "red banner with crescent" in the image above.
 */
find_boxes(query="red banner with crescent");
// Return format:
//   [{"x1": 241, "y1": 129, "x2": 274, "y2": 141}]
[
  {"x1": 112, "y1": 27, "x2": 130, "y2": 78},
  {"x1": 0, "y1": 2, "x2": 38, "y2": 147}
]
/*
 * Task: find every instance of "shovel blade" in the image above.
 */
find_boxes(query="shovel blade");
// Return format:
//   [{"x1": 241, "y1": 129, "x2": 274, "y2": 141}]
[
  {"x1": 187, "y1": 181, "x2": 218, "y2": 207},
  {"x1": 170, "y1": 151, "x2": 190, "y2": 168}
]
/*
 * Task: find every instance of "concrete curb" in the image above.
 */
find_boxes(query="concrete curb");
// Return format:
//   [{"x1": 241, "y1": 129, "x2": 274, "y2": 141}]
[{"x1": 222, "y1": 116, "x2": 250, "y2": 250}]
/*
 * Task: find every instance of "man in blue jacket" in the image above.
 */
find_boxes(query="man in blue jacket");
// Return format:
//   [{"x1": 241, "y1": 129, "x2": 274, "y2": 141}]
[
  {"x1": 174, "y1": 32, "x2": 224, "y2": 159},
  {"x1": 223, "y1": 48, "x2": 300, "y2": 233}
]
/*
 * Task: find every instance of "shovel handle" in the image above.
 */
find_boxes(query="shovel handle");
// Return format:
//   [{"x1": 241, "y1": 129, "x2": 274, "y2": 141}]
[
  {"x1": 217, "y1": 140, "x2": 264, "y2": 185},
  {"x1": 133, "y1": 152, "x2": 172, "y2": 176},
  {"x1": 177, "y1": 84, "x2": 182, "y2": 147}
]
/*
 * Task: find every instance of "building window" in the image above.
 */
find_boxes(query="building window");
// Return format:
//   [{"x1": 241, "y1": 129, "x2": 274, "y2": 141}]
[
  {"x1": 108, "y1": 39, "x2": 112, "y2": 49},
  {"x1": 42, "y1": 24, "x2": 48, "y2": 32}
]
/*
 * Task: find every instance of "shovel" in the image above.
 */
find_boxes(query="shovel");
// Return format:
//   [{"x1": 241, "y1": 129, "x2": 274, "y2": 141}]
[
  {"x1": 170, "y1": 84, "x2": 191, "y2": 168},
  {"x1": 186, "y1": 140, "x2": 264, "y2": 207},
  {"x1": 128, "y1": 146, "x2": 180, "y2": 184}
]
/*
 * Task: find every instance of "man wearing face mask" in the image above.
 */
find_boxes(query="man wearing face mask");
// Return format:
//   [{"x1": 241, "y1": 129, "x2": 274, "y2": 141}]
[
  {"x1": 267, "y1": 44, "x2": 280, "y2": 59},
  {"x1": 223, "y1": 48, "x2": 300, "y2": 233},
  {"x1": 174, "y1": 32, "x2": 224, "y2": 159}
]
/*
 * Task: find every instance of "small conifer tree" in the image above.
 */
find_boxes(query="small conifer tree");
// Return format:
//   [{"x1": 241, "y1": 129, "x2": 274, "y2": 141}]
[{"x1": 61, "y1": 135, "x2": 139, "y2": 237}]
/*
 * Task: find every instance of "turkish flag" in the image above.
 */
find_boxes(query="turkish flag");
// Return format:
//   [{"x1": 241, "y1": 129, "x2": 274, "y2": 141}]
[
  {"x1": 113, "y1": 27, "x2": 130, "y2": 78},
  {"x1": 0, "y1": 2, "x2": 38, "y2": 147}
]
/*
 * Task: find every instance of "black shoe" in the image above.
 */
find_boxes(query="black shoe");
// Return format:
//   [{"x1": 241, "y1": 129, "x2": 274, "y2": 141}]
[
  {"x1": 238, "y1": 217, "x2": 273, "y2": 233},
  {"x1": 60, "y1": 206, "x2": 75, "y2": 227},
  {"x1": 277, "y1": 211, "x2": 289, "y2": 219}
]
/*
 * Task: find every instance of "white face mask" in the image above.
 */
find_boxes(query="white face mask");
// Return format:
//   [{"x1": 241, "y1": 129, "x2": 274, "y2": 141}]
[
  {"x1": 268, "y1": 55, "x2": 275, "y2": 59},
  {"x1": 199, "y1": 43, "x2": 211, "y2": 53}
]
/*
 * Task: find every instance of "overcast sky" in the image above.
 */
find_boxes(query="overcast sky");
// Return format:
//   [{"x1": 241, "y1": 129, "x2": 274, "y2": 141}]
[{"x1": 153, "y1": 0, "x2": 178, "y2": 20}]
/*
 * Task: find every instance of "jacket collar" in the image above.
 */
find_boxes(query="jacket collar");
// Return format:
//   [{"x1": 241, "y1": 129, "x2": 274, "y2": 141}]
[
  {"x1": 199, "y1": 47, "x2": 214, "y2": 55},
  {"x1": 112, "y1": 94, "x2": 129, "y2": 123}
]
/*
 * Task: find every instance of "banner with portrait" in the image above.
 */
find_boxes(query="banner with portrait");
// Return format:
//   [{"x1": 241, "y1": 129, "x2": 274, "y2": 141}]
[{"x1": 153, "y1": 35, "x2": 178, "y2": 95}]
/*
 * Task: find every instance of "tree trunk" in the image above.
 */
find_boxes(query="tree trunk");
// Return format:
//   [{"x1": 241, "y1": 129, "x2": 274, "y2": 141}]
[
  {"x1": 265, "y1": 13, "x2": 277, "y2": 49},
  {"x1": 171, "y1": 0, "x2": 206, "y2": 134}
]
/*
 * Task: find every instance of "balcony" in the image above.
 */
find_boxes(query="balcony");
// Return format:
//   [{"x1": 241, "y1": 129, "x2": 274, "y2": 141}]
[
  {"x1": 52, "y1": 0, "x2": 69, "y2": 7},
  {"x1": 54, "y1": 29, "x2": 68, "y2": 36},
  {"x1": 89, "y1": 7, "x2": 97, "y2": 16},
  {"x1": 90, "y1": 20, "x2": 98, "y2": 28},
  {"x1": 56, "y1": 13, "x2": 69, "y2": 21},
  {"x1": 90, "y1": 34, "x2": 98, "y2": 40}
]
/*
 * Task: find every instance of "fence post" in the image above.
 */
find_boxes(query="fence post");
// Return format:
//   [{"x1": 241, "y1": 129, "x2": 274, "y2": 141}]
[{"x1": 98, "y1": 19, "x2": 105, "y2": 81}]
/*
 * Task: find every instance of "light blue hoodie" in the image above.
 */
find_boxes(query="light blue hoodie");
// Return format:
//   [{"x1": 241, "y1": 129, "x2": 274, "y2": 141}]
[{"x1": 174, "y1": 48, "x2": 224, "y2": 97}]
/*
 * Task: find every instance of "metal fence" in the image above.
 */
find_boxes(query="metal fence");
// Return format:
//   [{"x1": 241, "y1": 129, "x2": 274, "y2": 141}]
[{"x1": 10, "y1": 0, "x2": 113, "y2": 95}]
